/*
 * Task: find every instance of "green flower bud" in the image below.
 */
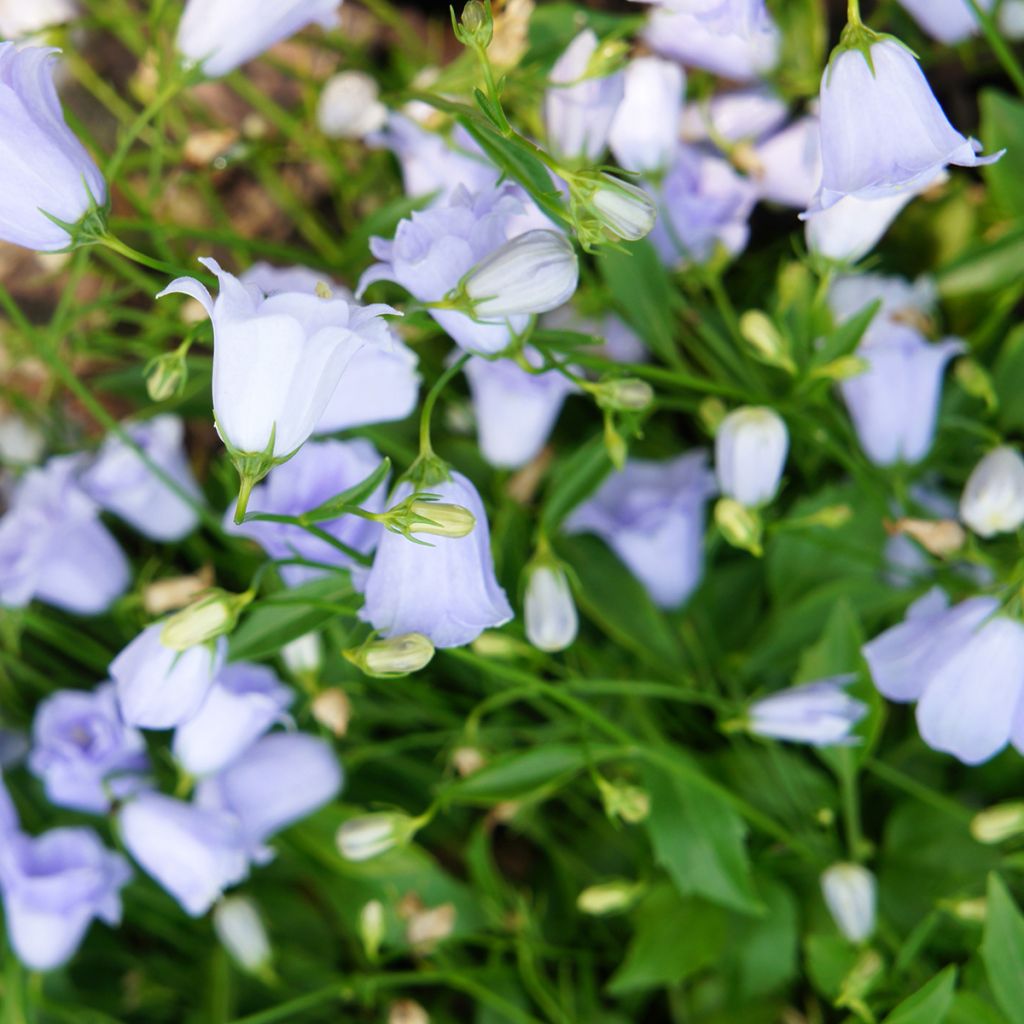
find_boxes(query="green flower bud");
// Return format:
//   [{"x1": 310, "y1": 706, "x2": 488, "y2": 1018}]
[
  {"x1": 577, "y1": 880, "x2": 644, "y2": 916},
  {"x1": 146, "y1": 350, "x2": 188, "y2": 402},
  {"x1": 589, "y1": 377, "x2": 655, "y2": 413},
  {"x1": 343, "y1": 633, "x2": 436, "y2": 678},
  {"x1": 160, "y1": 588, "x2": 253, "y2": 651},
  {"x1": 714, "y1": 498, "x2": 764, "y2": 557},
  {"x1": 336, "y1": 812, "x2": 422, "y2": 862},
  {"x1": 971, "y1": 802, "x2": 1024, "y2": 844}
]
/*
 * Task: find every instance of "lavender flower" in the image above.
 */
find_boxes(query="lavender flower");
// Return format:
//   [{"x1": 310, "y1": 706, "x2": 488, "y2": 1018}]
[
  {"x1": 609, "y1": 56, "x2": 685, "y2": 175},
  {"x1": 747, "y1": 677, "x2": 867, "y2": 746},
  {"x1": 0, "y1": 0, "x2": 76, "y2": 38},
  {"x1": 715, "y1": 406, "x2": 789, "y2": 507},
  {"x1": 821, "y1": 863, "x2": 876, "y2": 943},
  {"x1": 897, "y1": 0, "x2": 992, "y2": 44}
]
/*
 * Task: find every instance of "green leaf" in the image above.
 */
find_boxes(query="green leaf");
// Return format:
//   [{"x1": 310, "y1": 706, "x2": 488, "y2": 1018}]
[
  {"x1": 982, "y1": 874, "x2": 1024, "y2": 1024},
  {"x1": 303, "y1": 457, "x2": 392, "y2": 521},
  {"x1": 729, "y1": 877, "x2": 799, "y2": 997},
  {"x1": 993, "y1": 324, "x2": 1024, "y2": 432},
  {"x1": 643, "y1": 756, "x2": 763, "y2": 915},
  {"x1": 542, "y1": 434, "x2": 610, "y2": 534},
  {"x1": 804, "y1": 933, "x2": 861, "y2": 1000},
  {"x1": 980, "y1": 90, "x2": 1024, "y2": 219},
  {"x1": 882, "y1": 966, "x2": 957, "y2": 1024},
  {"x1": 812, "y1": 300, "x2": 881, "y2": 368},
  {"x1": 948, "y1": 993, "x2": 1011, "y2": 1024},
  {"x1": 937, "y1": 225, "x2": 1024, "y2": 298}
]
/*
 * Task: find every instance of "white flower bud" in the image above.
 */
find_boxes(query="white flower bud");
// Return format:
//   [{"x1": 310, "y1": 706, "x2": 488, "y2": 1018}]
[
  {"x1": 408, "y1": 501, "x2": 477, "y2": 538},
  {"x1": 359, "y1": 899, "x2": 385, "y2": 960},
  {"x1": 461, "y1": 231, "x2": 579, "y2": 319},
  {"x1": 577, "y1": 880, "x2": 643, "y2": 916},
  {"x1": 336, "y1": 812, "x2": 418, "y2": 862},
  {"x1": 213, "y1": 896, "x2": 271, "y2": 973},
  {"x1": 960, "y1": 446, "x2": 1024, "y2": 538},
  {"x1": 524, "y1": 562, "x2": 578, "y2": 654},
  {"x1": 311, "y1": 688, "x2": 352, "y2": 737},
  {"x1": 0, "y1": 414, "x2": 45, "y2": 466},
  {"x1": 160, "y1": 589, "x2": 253, "y2": 651},
  {"x1": 281, "y1": 631, "x2": 323, "y2": 677},
  {"x1": 971, "y1": 802, "x2": 1024, "y2": 845},
  {"x1": 821, "y1": 862, "x2": 876, "y2": 944},
  {"x1": 344, "y1": 633, "x2": 435, "y2": 678},
  {"x1": 317, "y1": 71, "x2": 388, "y2": 139},
  {"x1": 715, "y1": 406, "x2": 789, "y2": 507},
  {"x1": 389, "y1": 1000, "x2": 429, "y2": 1024}
]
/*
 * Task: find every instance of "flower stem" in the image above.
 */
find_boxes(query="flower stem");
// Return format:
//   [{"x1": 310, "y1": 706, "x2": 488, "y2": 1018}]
[
  {"x1": 418, "y1": 353, "x2": 471, "y2": 458},
  {"x1": 99, "y1": 233, "x2": 190, "y2": 277},
  {"x1": 847, "y1": 0, "x2": 862, "y2": 26},
  {"x1": 964, "y1": 0, "x2": 1024, "y2": 100},
  {"x1": 234, "y1": 471, "x2": 257, "y2": 525}
]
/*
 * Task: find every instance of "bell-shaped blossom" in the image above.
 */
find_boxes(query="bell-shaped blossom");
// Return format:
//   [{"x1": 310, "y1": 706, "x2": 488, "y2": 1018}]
[
  {"x1": 317, "y1": 70, "x2": 388, "y2": 139},
  {"x1": 227, "y1": 438, "x2": 387, "y2": 587},
  {"x1": 176, "y1": 0, "x2": 339, "y2": 78},
  {"x1": 524, "y1": 562, "x2": 578, "y2": 653},
  {"x1": 359, "y1": 185, "x2": 535, "y2": 355},
  {"x1": 898, "y1": 0, "x2": 992, "y2": 45},
  {"x1": 28, "y1": 684, "x2": 149, "y2": 813},
  {"x1": 565, "y1": 452, "x2": 717, "y2": 608},
  {"x1": 747, "y1": 677, "x2": 867, "y2": 746},
  {"x1": 681, "y1": 86, "x2": 788, "y2": 146},
  {"x1": 609, "y1": 57, "x2": 684, "y2": 174},
  {"x1": 119, "y1": 793, "x2": 248, "y2": 916},
  {"x1": 544, "y1": 30, "x2": 624, "y2": 163},
  {"x1": 640, "y1": 0, "x2": 781, "y2": 81},
  {"x1": 361, "y1": 472, "x2": 513, "y2": 648},
  {"x1": 960, "y1": 446, "x2": 1024, "y2": 539},
  {"x1": 173, "y1": 663, "x2": 293, "y2": 777},
  {"x1": 808, "y1": 38, "x2": 1001, "y2": 215},
  {"x1": 0, "y1": 0, "x2": 76, "y2": 38},
  {"x1": 158, "y1": 258, "x2": 394, "y2": 459},
  {"x1": 839, "y1": 322, "x2": 963, "y2": 467},
  {"x1": 196, "y1": 733, "x2": 342, "y2": 860},
  {"x1": 239, "y1": 263, "x2": 420, "y2": 433},
  {"x1": 214, "y1": 896, "x2": 272, "y2": 972},
  {"x1": 463, "y1": 348, "x2": 577, "y2": 469},
  {"x1": 821, "y1": 863, "x2": 876, "y2": 943},
  {"x1": 0, "y1": 827, "x2": 130, "y2": 971},
  {"x1": 0, "y1": 456, "x2": 129, "y2": 615},
  {"x1": 829, "y1": 272, "x2": 937, "y2": 326},
  {"x1": 649, "y1": 145, "x2": 757, "y2": 265},
  {"x1": 806, "y1": 189, "x2": 920, "y2": 264},
  {"x1": 111, "y1": 624, "x2": 227, "y2": 730},
  {"x1": 0, "y1": 44, "x2": 106, "y2": 251},
  {"x1": 715, "y1": 406, "x2": 788, "y2": 507},
  {"x1": 80, "y1": 415, "x2": 201, "y2": 542},
  {"x1": 753, "y1": 116, "x2": 821, "y2": 209}
]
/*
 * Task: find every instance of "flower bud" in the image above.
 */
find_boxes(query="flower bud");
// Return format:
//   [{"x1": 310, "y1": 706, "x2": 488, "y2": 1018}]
[
  {"x1": 407, "y1": 501, "x2": 476, "y2": 538},
  {"x1": 146, "y1": 349, "x2": 189, "y2": 402},
  {"x1": 406, "y1": 902, "x2": 456, "y2": 953},
  {"x1": 821, "y1": 862, "x2": 876, "y2": 944},
  {"x1": 311, "y1": 688, "x2": 353, "y2": 737},
  {"x1": 955, "y1": 358, "x2": 998, "y2": 412},
  {"x1": 160, "y1": 588, "x2": 253, "y2": 651},
  {"x1": 960, "y1": 446, "x2": 1024, "y2": 538},
  {"x1": 715, "y1": 498, "x2": 764, "y2": 557},
  {"x1": 596, "y1": 777, "x2": 650, "y2": 824},
  {"x1": 524, "y1": 562, "x2": 578, "y2": 654},
  {"x1": 389, "y1": 1000, "x2": 429, "y2": 1024},
  {"x1": 471, "y1": 631, "x2": 531, "y2": 659},
  {"x1": 739, "y1": 310, "x2": 796, "y2": 373},
  {"x1": 343, "y1": 633, "x2": 436, "y2": 678},
  {"x1": 576, "y1": 174, "x2": 657, "y2": 243},
  {"x1": 360, "y1": 899, "x2": 385, "y2": 961},
  {"x1": 336, "y1": 813, "x2": 420, "y2": 862},
  {"x1": 698, "y1": 397, "x2": 727, "y2": 435},
  {"x1": 317, "y1": 71, "x2": 388, "y2": 140},
  {"x1": 715, "y1": 407, "x2": 788, "y2": 507},
  {"x1": 213, "y1": 896, "x2": 271, "y2": 974},
  {"x1": 971, "y1": 802, "x2": 1024, "y2": 845},
  {"x1": 451, "y1": 745, "x2": 487, "y2": 777},
  {"x1": 281, "y1": 631, "x2": 322, "y2": 679},
  {"x1": 460, "y1": 230, "x2": 579, "y2": 319},
  {"x1": 812, "y1": 355, "x2": 870, "y2": 382},
  {"x1": 577, "y1": 880, "x2": 643, "y2": 916},
  {"x1": 456, "y1": 0, "x2": 493, "y2": 48},
  {"x1": 589, "y1": 377, "x2": 655, "y2": 413},
  {"x1": 943, "y1": 896, "x2": 988, "y2": 923}
]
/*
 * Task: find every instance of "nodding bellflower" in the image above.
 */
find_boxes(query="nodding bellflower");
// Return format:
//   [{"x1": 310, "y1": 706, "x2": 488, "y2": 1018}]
[
  {"x1": 821, "y1": 863, "x2": 877, "y2": 944},
  {"x1": 747, "y1": 678, "x2": 867, "y2": 746},
  {"x1": 715, "y1": 406, "x2": 789, "y2": 507},
  {"x1": 897, "y1": 0, "x2": 992, "y2": 45},
  {"x1": 608, "y1": 56, "x2": 685, "y2": 175},
  {"x1": 959, "y1": 446, "x2": 1024, "y2": 539}
]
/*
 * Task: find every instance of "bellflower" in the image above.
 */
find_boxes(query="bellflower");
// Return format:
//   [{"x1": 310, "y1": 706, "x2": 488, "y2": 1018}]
[
  {"x1": 639, "y1": 0, "x2": 781, "y2": 81},
  {"x1": 680, "y1": 86, "x2": 788, "y2": 147},
  {"x1": 111, "y1": 624, "x2": 227, "y2": 730},
  {"x1": 753, "y1": 117, "x2": 822, "y2": 209},
  {"x1": 839, "y1": 322, "x2": 963, "y2": 467},
  {"x1": 829, "y1": 272, "x2": 937, "y2": 325},
  {"x1": 358, "y1": 185, "x2": 535, "y2": 355},
  {"x1": 173, "y1": 663, "x2": 294, "y2": 777},
  {"x1": 317, "y1": 70, "x2": 388, "y2": 139},
  {"x1": 214, "y1": 896, "x2": 272, "y2": 973},
  {"x1": 0, "y1": 44, "x2": 106, "y2": 252},
  {"x1": 463, "y1": 348, "x2": 577, "y2": 469},
  {"x1": 746, "y1": 677, "x2": 867, "y2": 746},
  {"x1": 808, "y1": 36, "x2": 1001, "y2": 215},
  {"x1": 649, "y1": 145, "x2": 757, "y2": 265},
  {"x1": 176, "y1": 0, "x2": 340, "y2": 79},
  {"x1": 238, "y1": 263, "x2": 420, "y2": 433},
  {"x1": 227, "y1": 438, "x2": 387, "y2": 587},
  {"x1": 544, "y1": 30, "x2": 624, "y2": 163},
  {"x1": 897, "y1": 0, "x2": 992, "y2": 45},
  {"x1": 0, "y1": 0, "x2": 76, "y2": 39},
  {"x1": 0, "y1": 828, "x2": 130, "y2": 971},
  {"x1": 80, "y1": 415, "x2": 201, "y2": 542},
  {"x1": 119, "y1": 793, "x2": 249, "y2": 916},
  {"x1": 959, "y1": 447, "x2": 1024, "y2": 538},
  {"x1": 564, "y1": 453, "x2": 717, "y2": 609},
  {"x1": 715, "y1": 406, "x2": 789, "y2": 507},
  {"x1": 821, "y1": 863, "x2": 877, "y2": 944},
  {"x1": 0, "y1": 456, "x2": 129, "y2": 615},
  {"x1": 28, "y1": 684, "x2": 149, "y2": 813},
  {"x1": 157, "y1": 257, "x2": 394, "y2": 464},
  {"x1": 195, "y1": 733, "x2": 342, "y2": 860},
  {"x1": 608, "y1": 57, "x2": 684, "y2": 175},
  {"x1": 806, "y1": 190, "x2": 921, "y2": 264},
  {"x1": 360, "y1": 472, "x2": 513, "y2": 648},
  {"x1": 524, "y1": 562, "x2": 579, "y2": 654}
]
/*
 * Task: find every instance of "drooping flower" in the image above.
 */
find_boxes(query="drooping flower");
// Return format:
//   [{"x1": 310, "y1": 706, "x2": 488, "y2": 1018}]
[
  {"x1": 544, "y1": 29, "x2": 625, "y2": 163},
  {"x1": 564, "y1": 452, "x2": 717, "y2": 608},
  {"x1": 747, "y1": 677, "x2": 867, "y2": 746},
  {"x1": 0, "y1": 456, "x2": 129, "y2": 615},
  {"x1": 317, "y1": 70, "x2": 388, "y2": 139},
  {"x1": 715, "y1": 406, "x2": 789, "y2": 507},
  {"x1": 807, "y1": 37, "x2": 1001, "y2": 215},
  {"x1": 959, "y1": 447, "x2": 1024, "y2": 539},
  {"x1": 524, "y1": 562, "x2": 578, "y2": 654},
  {"x1": 805, "y1": 188, "x2": 929, "y2": 265},
  {"x1": 680, "y1": 86, "x2": 788, "y2": 147},
  {"x1": 821, "y1": 863, "x2": 876, "y2": 943},
  {"x1": 111, "y1": 624, "x2": 226, "y2": 730},
  {"x1": 897, "y1": 0, "x2": 992, "y2": 45},
  {"x1": 753, "y1": 116, "x2": 822, "y2": 210},
  {"x1": 0, "y1": 827, "x2": 131, "y2": 971},
  {"x1": 80, "y1": 415, "x2": 201, "y2": 542},
  {"x1": 0, "y1": 44, "x2": 106, "y2": 251},
  {"x1": 172, "y1": 663, "x2": 294, "y2": 777},
  {"x1": 119, "y1": 793, "x2": 249, "y2": 916},
  {"x1": 176, "y1": 0, "x2": 340, "y2": 78},
  {"x1": 226, "y1": 438, "x2": 387, "y2": 587},
  {"x1": 609, "y1": 56, "x2": 685, "y2": 175},
  {"x1": 360, "y1": 472, "x2": 513, "y2": 648},
  {"x1": 28, "y1": 684, "x2": 149, "y2": 813}
]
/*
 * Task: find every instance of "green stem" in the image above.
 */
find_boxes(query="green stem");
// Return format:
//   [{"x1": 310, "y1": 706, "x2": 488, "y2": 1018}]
[
  {"x1": 964, "y1": 0, "x2": 1024, "y2": 99},
  {"x1": 98, "y1": 233, "x2": 191, "y2": 277},
  {"x1": 419, "y1": 353, "x2": 471, "y2": 458},
  {"x1": 105, "y1": 72, "x2": 192, "y2": 182},
  {"x1": 847, "y1": 0, "x2": 862, "y2": 26}
]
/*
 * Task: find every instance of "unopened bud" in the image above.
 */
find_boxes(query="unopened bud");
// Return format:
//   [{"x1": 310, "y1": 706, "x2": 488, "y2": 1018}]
[
  {"x1": 458, "y1": 0, "x2": 493, "y2": 47},
  {"x1": 524, "y1": 561, "x2": 578, "y2": 653},
  {"x1": 821, "y1": 863, "x2": 876, "y2": 944},
  {"x1": 577, "y1": 880, "x2": 644, "y2": 916},
  {"x1": 837, "y1": 949, "x2": 884, "y2": 1011},
  {"x1": 160, "y1": 588, "x2": 253, "y2": 650},
  {"x1": 810, "y1": 355, "x2": 869, "y2": 382},
  {"x1": 344, "y1": 633, "x2": 435, "y2": 678},
  {"x1": 360, "y1": 899, "x2": 385, "y2": 961},
  {"x1": 960, "y1": 446, "x2": 1024, "y2": 539},
  {"x1": 739, "y1": 310, "x2": 795, "y2": 374},
  {"x1": 971, "y1": 802, "x2": 1024, "y2": 844},
  {"x1": 942, "y1": 896, "x2": 987, "y2": 923},
  {"x1": 146, "y1": 350, "x2": 188, "y2": 402},
  {"x1": 574, "y1": 173, "x2": 657, "y2": 244},
  {"x1": 715, "y1": 498, "x2": 764, "y2": 557},
  {"x1": 312, "y1": 688, "x2": 353, "y2": 737},
  {"x1": 801, "y1": 504, "x2": 853, "y2": 529},
  {"x1": 955, "y1": 358, "x2": 998, "y2": 412},
  {"x1": 389, "y1": 1000, "x2": 429, "y2": 1024},
  {"x1": 408, "y1": 501, "x2": 476, "y2": 538},
  {"x1": 604, "y1": 417, "x2": 628, "y2": 469},
  {"x1": 589, "y1": 377, "x2": 655, "y2": 413},
  {"x1": 406, "y1": 902, "x2": 456, "y2": 952},
  {"x1": 213, "y1": 896, "x2": 271, "y2": 974},
  {"x1": 596, "y1": 777, "x2": 650, "y2": 824},
  {"x1": 336, "y1": 812, "x2": 421, "y2": 862},
  {"x1": 282, "y1": 631, "x2": 322, "y2": 679},
  {"x1": 452, "y1": 745, "x2": 487, "y2": 777},
  {"x1": 317, "y1": 71, "x2": 387, "y2": 140},
  {"x1": 699, "y1": 397, "x2": 727, "y2": 435},
  {"x1": 470, "y1": 631, "x2": 531, "y2": 658}
]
